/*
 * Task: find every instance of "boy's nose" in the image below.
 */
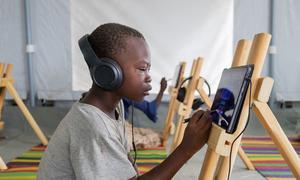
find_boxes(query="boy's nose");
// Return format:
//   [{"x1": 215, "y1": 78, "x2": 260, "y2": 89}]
[{"x1": 145, "y1": 75, "x2": 152, "y2": 83}]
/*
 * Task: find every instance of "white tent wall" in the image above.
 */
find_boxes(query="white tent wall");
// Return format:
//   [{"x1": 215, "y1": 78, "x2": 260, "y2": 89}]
[
  {"x1": 235, "y1": 0, "x2": 300, "y2": 102},
  {"x1": 0, "y1": 0, "x2": 28, "y2": 99},
  {"x1": 1, "y1": 0, "x2": 233, "y2": 101},
  {"x1": 71, "y1": 0, "x2": 234, "y2": 97},
  {"x1": 0, "y1": 0, "x2": 73, "y2": 100},
  {"x1": 33, "y1": 0, "x2": 73, "y2": 100},
  {"x1": 234, "y1": 0, "x2": 270, "y2": 76},
  {"x1": 273, "y1": 0, "x2": 300, "y2": 102},
  {"x1": 1, "y1": 0, "x2": 299, "y2": 102}
]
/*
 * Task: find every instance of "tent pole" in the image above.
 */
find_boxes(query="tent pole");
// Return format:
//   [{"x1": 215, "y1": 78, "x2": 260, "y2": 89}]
[{"x1": 24, "y1": 0, "x2": 36, "y2": 107}]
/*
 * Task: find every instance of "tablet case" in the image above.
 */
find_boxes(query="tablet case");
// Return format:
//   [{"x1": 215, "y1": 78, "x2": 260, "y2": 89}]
[{"x1": 211, "y1": 64, "x2": 254, "y2": 134}]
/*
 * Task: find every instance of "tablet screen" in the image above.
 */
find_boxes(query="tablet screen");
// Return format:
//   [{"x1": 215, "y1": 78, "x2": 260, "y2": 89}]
[
  {"x1": 210, "y1": 65, "x2": 253, "y2": 133},
  {"x1": 171, "y1": 63, "x2": 184, "y2": 88}
]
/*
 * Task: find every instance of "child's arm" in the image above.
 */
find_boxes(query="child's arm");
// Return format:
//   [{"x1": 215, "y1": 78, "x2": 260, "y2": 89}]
[
  {"x1": 130, "y1": 77, "x2": 167, "y2": 123},
  {"x1": 130, "y1": 110, "x2": 211, "y2": 179},
  {"x1": 155, "y1": 77, "x2": 167, "y2": 107}
]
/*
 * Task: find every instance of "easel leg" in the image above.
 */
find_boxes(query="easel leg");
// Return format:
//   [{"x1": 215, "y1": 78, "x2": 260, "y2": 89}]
[
  {"x1": 6, "y1": 81, "x2": 48, "y2": 145},
  {"x1": 171, "y1": 120, "x2": 181, "y2": 151},
  {"x1": 171, "y1": 116, "x2": 185, "y2": 151},
  {"x1": 198, "y1": 147, "x2": 220, "y2": 180},
  {"x1": 174, "y1": 119, "x2": 186, "y2": 150},
  {"x1": 238, "y1": 145, "x2": 255, "y2": 170},
  {"x1": 0, "y1": 86, "x2": 6, "y2": 130},
  {"x1": 162, "y1": 97, "x2": 177, "y2": 147},
  {"x1": 0, "y1": 64, "x2": 5, "y2": 113},
  {"x1": 253, "y1": 101, "x2": 300, "y2": 179},
  {"x1": 0, "y1": 156, "x2": 7, "y2": 171},
  {"x1": 215, "y1": 137, "x2": 254, "y2": 180}
]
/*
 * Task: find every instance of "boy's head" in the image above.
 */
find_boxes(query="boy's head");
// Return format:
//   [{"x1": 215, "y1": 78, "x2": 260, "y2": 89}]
[
  {"x1": 80, "y1": 23, "x2": 152, "y2": 101},
  {"x1": 88, "y1": 23, "x2": 145, "y2": 59}
]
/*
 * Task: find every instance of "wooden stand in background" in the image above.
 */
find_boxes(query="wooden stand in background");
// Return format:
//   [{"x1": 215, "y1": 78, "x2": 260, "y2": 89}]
[
  {"x1": 161, "y1": 62, "x2": 187, "y2": 147},
  {"x1": 170, "y1": 58, "x2": 204, "y2": 151},
  {"x1": 198, "y1": 33, "x2": 300, "y2": 180},
  {"x1": 170, "y1": 40, "x2": 255, "y2": 170},
  {"x1": 0, "y1": 63, "x2": 48, "y2": 171}
]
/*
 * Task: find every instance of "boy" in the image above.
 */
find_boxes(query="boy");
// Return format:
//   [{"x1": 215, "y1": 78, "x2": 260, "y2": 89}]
[{"x1": 37, "y1": 23, "x2": 211, "y2": 179}]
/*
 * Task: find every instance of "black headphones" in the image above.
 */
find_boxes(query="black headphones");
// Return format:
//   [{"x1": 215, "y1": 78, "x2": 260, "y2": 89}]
[
  {"x1": 176, "y1": 77, "x2": 192, "y2": 102},
  {"x1": 176, "y1": 76, "x2": 211, "y2": 110},
  {"x1": 78, "y1": 34, "x2": 123, "y2": 91}
]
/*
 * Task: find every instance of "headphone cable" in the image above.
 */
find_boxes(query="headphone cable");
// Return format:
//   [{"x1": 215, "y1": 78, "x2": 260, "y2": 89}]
[
  {"x1": 179, "y1": 76, "x2": 192, "y2": 88},
  {"x1": 131, "y1": 104, "x2": 137, "y2": 165},
  {"x1": 203, "y1": 77, "x2": 211, "y2": 97},
  {"x1": 227, "y1": 79, "x2": 252, "y2": 180}
]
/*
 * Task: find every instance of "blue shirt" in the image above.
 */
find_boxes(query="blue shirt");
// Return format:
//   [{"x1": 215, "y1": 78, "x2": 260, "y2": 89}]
[{"x1": 122, "y1": 98, "x2": 158, "y2": 123}]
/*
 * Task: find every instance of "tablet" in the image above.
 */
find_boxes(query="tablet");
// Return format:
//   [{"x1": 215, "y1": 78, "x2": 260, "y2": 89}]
[
  {"x1": 171, "y1": 63, "x2": 184, "y2": 88},
  {"x1": 210, "y1": 64, "x2": 254, "y2": 134}
]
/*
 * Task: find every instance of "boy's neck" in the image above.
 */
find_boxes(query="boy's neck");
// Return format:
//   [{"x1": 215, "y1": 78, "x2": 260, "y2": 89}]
[{"x1": 81, "y1": 87, "x2": 121, "y2": 120}]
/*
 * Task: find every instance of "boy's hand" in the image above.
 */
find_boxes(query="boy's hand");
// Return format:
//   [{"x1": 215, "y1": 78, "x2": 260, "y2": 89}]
[
  {"x1": 160, "y1": 77, "x2": 167, "y2": 92},
  {"x1": 180, "y1": 110, "x2": 212, "y2": 155}
]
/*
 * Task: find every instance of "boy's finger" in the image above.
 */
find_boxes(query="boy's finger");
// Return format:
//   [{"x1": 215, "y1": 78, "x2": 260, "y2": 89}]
[
  {"x1": 196, "y1": 111, "x2": 211, "y2": 125},
  {"x1": 190, "y1": 110, "x2": 205, "y2": 123}
]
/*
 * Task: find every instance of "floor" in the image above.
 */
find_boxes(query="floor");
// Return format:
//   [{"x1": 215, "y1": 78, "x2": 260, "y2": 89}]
[{"x1": 0, "y1": 101, "x2": 300, "y2": 179}]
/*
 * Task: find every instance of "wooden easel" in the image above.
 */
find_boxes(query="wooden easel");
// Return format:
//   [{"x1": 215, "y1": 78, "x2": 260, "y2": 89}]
[
  {"x1": 161, "y1": 62, "x2": 187, "y2": 147},
  {"x1": 0, "y1": 63, "x2": 48, "y2": 170},
  {"x1": 198, "y1": 33, "x2": 300, "y2": 179},
  {"x1": 169, "y1": 42, "x2": 255, "y2": 170},
  {"x1": 170, "y1": 58, "x2": 204, "y2": 151},
  {"x1": 195, "y1": 39, "x2": 255, "y2": 171}
]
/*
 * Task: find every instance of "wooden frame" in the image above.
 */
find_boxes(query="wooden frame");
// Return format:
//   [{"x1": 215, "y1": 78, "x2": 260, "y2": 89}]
[
  {"x1": 197, "y1": 39, "x2": 255, "y2": 171},
  {"x1": 161, "y1": 62, "x2": 187, "y2": 147},
  {"x1": 198, "y1": 33, "x2": 300, "y2": 179},
  {"x1": 0, "y1": 63, "x2": 48, "y2": 170},
  {"x1": 170, "y1": 58, "x2": 204, "y2": 151},
  {"x1": 170, "y1": 40, "x2": 255, "y2": 170}
]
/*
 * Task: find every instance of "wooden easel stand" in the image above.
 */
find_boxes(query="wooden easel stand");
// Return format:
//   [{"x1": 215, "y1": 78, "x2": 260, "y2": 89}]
[
  {"x1": 198, "y1": 33, "x2": 300, "y2": 180},
  {"x1": 0, "y1": 63, "x2": 48, "y2": 170}
]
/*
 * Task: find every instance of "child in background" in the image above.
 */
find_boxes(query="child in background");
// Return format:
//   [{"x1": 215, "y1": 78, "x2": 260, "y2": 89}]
[
  {"x1": 38, "y1": 23, "x2": 211, "y2": 179},
  {"x1": 123, "y1": 77, "x2": 167, "y2": 123},
  {"x1": 124, "y1": 77, "x2": 167, "y2": 150}
]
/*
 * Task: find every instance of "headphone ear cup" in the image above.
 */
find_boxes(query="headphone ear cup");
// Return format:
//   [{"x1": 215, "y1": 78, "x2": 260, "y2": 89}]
[
  {"x1": 176, "y1": 87, "x2": 186, "y2": 102},
  {"x1": 92, "y1": 58, "x2": 123, "y2": 91},
  {"x1": 192, "y1": 98, "x2": 204, "y2": 110}
]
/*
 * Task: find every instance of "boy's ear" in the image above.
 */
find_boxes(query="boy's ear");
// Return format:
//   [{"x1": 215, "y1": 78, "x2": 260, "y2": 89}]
[{"x1": 78, "y1": 34, "x2": 124, "y2": 91}]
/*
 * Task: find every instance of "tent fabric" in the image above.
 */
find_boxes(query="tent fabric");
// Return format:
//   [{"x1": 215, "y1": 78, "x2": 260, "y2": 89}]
[
  {"x1": 0, "y1": 1, "x2": 28, "y2": 98},
  {"x1": 234, "y1": 0, "x2": 300, "y2": 101},
  {"x1": 2, "y1": 0, "x2": 300, "y2": 101},
  {"x1": 71, "y1": 0, "x2": 234, "y2": 95},
  {"x1": 273, "y1": 0, "x2": 300, "y2": 101},
  {"x1": 1, "y1": 0, "x2": 234, "y2": 100}
]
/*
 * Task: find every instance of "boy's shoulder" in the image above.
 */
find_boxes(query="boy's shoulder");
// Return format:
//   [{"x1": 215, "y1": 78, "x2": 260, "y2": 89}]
[
  {"x1": 68, "y1": 102, "x2": 107, "y2": 125},
  {"x1": 59, "y1": 102, "x2": 107, "y2": 135},
  {"x1": 62, "y1": 102, "x2": 125, "y2": 137}
]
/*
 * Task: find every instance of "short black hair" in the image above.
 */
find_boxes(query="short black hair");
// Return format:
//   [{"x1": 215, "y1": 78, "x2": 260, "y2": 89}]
[{"x1": 88, "y1": 23, "x2": 145, "y2": 58}]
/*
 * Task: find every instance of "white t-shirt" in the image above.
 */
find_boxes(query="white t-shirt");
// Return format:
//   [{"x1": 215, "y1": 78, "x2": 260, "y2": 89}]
[{"x1": 37, "y1": 102, "x2": 137, "y2": 180}]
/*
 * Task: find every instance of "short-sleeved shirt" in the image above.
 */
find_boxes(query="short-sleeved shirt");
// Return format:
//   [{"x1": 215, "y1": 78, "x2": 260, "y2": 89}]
[{"x1": 37, "y1": 102, "x2": 137, "y2": 180}]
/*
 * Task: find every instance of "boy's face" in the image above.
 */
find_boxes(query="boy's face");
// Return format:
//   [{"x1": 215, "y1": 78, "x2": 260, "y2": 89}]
[{"x1": 114, "y1": 36, "x2": 152, "y2": 102}]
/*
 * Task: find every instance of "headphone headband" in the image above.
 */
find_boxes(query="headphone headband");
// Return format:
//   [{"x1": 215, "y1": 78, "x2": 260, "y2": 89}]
[{"x1": 78, "y1": 34, "x2": 99, "y2": 69}]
